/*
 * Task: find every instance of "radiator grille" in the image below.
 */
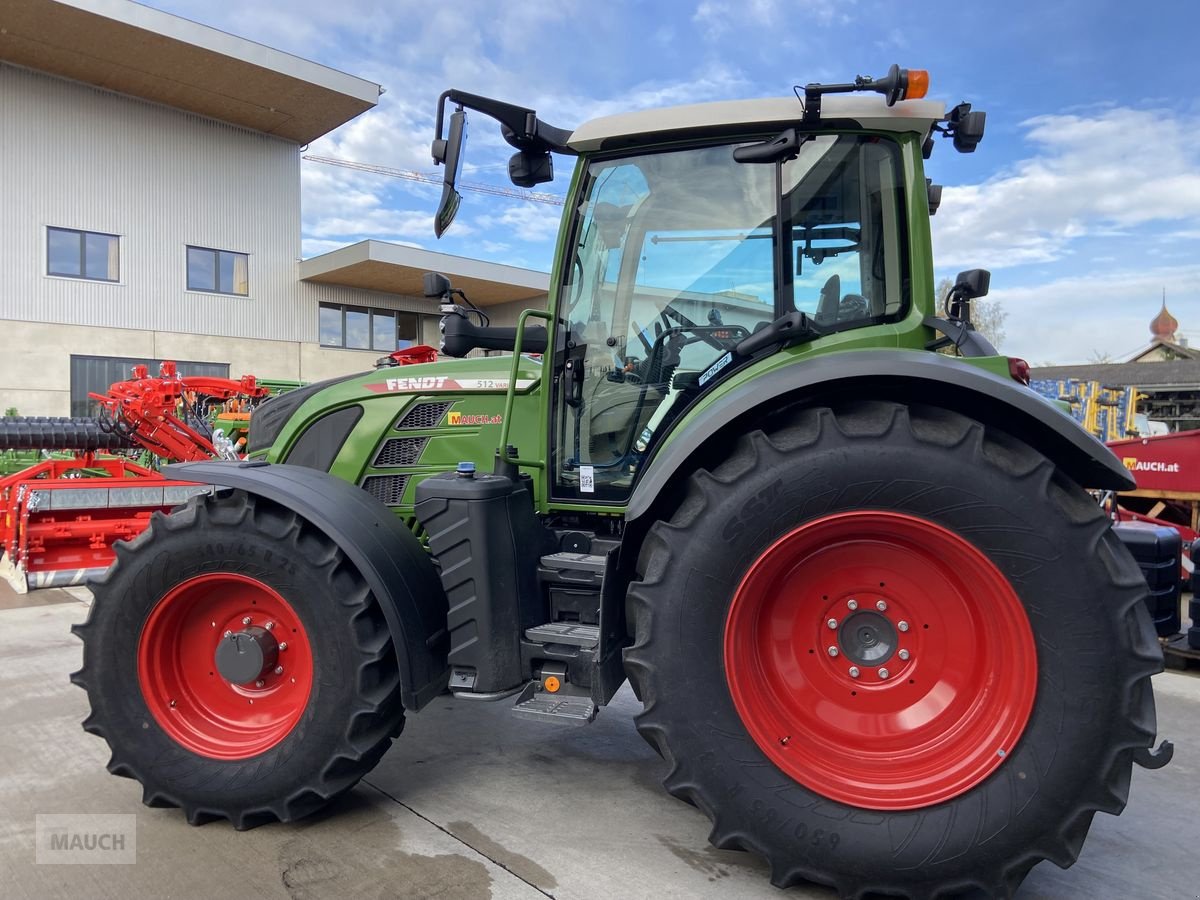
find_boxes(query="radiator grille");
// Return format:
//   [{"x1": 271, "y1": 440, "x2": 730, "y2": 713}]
[
  {"x1": 361, "y1": 474, "x2": 410, "y2": 506},
  {"x1": 373, "y1": 437, "x2": 428, "y2": 467},
  {"x1": 395, "y1": 401, "x2": 451, "y2": 430}
]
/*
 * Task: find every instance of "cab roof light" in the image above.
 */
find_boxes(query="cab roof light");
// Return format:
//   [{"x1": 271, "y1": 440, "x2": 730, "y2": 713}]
[{"x1": 799, "y1": 64, "x2": 928, "y2": 124}]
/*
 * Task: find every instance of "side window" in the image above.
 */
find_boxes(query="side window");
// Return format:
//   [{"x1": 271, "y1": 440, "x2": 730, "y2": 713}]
[
  {"x1": 785, "y1": 136, "x2": 905, "y2": 324},
  {"x1": 633, "y1": 226, "x2": 774, "y2": 371}
]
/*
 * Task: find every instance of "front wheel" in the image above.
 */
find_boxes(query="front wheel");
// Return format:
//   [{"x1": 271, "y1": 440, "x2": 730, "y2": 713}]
[
  {"x1": 624, "y1": 401, "x2": 1161, "y2": 898},
  {"x1": 72, "y1": 491, "x2": 406, "y2": 829}
]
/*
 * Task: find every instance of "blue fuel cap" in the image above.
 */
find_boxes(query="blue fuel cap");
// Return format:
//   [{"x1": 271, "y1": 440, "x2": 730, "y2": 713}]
[{"x1": 456, "y1": 461, "x2": 476, "y2": 477}]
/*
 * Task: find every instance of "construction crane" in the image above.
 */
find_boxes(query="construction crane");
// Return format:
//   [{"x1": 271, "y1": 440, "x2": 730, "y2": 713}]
[{"x1": 303, "y1": 154, "x2": 565, "y2": 206}]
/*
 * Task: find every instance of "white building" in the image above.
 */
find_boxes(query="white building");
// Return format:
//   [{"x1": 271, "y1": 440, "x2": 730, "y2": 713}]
[{"x1": 0, "y1": 0, "x2": 549, "y2": 416}]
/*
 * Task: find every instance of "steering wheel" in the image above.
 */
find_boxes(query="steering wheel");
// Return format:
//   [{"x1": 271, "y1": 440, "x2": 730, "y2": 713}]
[{"x1": 659, "y1": 306, "x2": 731, "y2": 351}]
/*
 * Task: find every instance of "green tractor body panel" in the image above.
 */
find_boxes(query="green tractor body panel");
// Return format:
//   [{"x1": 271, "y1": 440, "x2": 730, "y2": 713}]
[{"x1": 261, "y1": 355, "x2": 548, "y2": 516}]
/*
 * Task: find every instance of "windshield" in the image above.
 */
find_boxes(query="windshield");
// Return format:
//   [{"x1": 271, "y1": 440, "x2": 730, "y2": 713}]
[{"x1": 553, "y1": 134, "x2": 907, "y2": 501}]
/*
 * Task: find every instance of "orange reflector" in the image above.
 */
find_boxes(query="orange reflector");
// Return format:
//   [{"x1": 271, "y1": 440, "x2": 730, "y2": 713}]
[
  {"x1": 544, "y1": 675, "x2": 561, "y2": 693},
  {"x1": 906, "y1": 69, "x2": 930, "y2": 100}
]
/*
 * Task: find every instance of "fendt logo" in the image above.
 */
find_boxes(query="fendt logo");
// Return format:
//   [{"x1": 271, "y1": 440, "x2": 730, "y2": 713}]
[
  {"x1": 1122, "y1": 457, "x2": 1182, "y2": 473},
  {"x1": 384, "y1": 376, "x2": 449, "y2": 391}
]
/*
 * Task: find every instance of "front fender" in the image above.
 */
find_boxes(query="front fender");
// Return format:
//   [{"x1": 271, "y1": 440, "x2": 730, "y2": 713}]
[
  {"x1": 627, "y1": 349, "x2": 1134, "y2": 524},
  {"x1": 163, "y1": 460, "x2": 449, "y2": 710}
]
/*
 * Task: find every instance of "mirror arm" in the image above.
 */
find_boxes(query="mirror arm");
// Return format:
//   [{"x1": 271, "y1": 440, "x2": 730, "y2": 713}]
[{"x1": 434, "y1": 89, "x2": 576, "y2": 158}]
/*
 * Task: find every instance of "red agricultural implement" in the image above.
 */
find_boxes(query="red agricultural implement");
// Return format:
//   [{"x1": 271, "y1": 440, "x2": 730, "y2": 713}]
[
  {"x1": 0, "y1": 363, "x2": 271, "y2": 592},
  {"x1": 1107, "y1": 428, "x2": 1200, "y2": 587}
]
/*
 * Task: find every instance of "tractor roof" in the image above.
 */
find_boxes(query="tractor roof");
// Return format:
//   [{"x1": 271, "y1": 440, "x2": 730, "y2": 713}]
[{"x1": 567, "y1": 95, "x2": 945, "y2": 152}]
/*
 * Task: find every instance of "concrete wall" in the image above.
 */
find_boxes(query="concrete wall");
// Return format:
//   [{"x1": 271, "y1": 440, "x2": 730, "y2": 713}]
[
  {"x1": 0, "y1": 319, "x2": 387, "y2": 416},
  {"x1": 486, "y1": 296, "x2": 550, "y2": 327}
]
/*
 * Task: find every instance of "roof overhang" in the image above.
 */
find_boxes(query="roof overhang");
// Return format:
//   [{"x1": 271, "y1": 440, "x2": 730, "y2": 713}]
[
  {"x1": 300, "y1": 241, "x2": 550, "y2": 307},
  {"x1": 568, "y1": 95, "x2": 946, "y2": 152},
  {"x1": 0, "y1": 0, "x2": 381, "y2": 144}
]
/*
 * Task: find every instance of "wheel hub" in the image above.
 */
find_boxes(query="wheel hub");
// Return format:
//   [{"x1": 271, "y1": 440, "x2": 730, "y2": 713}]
[
  {"x1": 213, "y1": 626, "x2": 279, "y2": 685},
  {"x1": 723, "y1": 510, "x2": 1038, "y2": 810},
  {"x1": 838, "y1": 611, "x2": 896, "y2": 667},
  {"x1": 137, "y1": 573, "x2": 313, "y2": 760}
]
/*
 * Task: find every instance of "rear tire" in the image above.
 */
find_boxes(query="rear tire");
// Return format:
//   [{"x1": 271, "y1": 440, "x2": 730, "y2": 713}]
[
  {"x1": 624, "y1": 401, "x2": 1161, "y2": 898},
  {"x1": 71, "y1": 490, "x2": 405, "y2": 829}
]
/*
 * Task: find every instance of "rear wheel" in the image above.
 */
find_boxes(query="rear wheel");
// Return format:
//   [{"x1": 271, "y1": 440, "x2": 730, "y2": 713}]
[
  {"x1": 72, "y1": 491, "x2": 405, "y2": 829},
  {"x1": 624, "y1": 401, "x2": 1161, "y2": 897}
]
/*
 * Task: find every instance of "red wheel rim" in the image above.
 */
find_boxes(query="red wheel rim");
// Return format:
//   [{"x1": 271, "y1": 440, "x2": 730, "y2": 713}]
[
  {"x1": 137, "y1": 573, "x2": 313, "y2": 760},
  {"x1": 724, "y1": 511, "x2": 1037, "y2": 810}
]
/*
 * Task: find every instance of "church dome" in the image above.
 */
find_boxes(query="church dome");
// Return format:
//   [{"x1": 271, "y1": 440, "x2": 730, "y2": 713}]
[{"x1": 1151, "y1": 303, "x2": 1178, "y2": 341}]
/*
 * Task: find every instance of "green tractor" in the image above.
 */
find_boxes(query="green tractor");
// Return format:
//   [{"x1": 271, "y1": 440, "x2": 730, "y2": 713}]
[{"x1": 73, "y1": 67, "x2": 1169, "y2": 897}]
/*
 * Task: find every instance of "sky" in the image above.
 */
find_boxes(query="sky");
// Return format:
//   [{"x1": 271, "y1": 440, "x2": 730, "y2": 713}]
[{"x1": 148, "y1": 0, "x2": 1200, "y2": 365}]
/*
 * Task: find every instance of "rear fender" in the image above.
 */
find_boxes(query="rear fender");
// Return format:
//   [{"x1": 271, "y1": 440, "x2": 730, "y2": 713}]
[
  {"x1": 629, "y1": 349, "x2": 1133, "y2": 526},
  {"x1": 163, "y1": 461, "x2": 449, "y2": 710}
]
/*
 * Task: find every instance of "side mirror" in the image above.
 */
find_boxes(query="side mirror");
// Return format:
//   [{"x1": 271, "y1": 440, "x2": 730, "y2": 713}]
[
  {"x1": 509, "y1": 149, "x2": 553, "y2": 188},
  {"x1": 423, "y1": 272, "x2": 452, "y2": 299},
  {"x1": 944, "y1": 269, "x2": 990, "y2": 325},
  {"x1": 953, "y1": 268, "x2": 990, "y2": 300},
  {"x1": 433, "y1": 109, "x2": 467, "y2": 237}
]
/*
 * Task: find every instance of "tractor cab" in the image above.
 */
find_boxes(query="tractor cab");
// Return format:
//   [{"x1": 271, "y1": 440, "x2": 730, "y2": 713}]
[{"x1": 428, "y1": 68, "x2": 984, "y2": 503}]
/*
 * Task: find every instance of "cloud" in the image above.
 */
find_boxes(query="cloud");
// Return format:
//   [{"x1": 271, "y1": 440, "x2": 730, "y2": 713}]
[
  {"x1": 474, "y1": 204, "x2": 563, "y2": 244},
  {"x1": 987, "y1": 263, "x2": 1200, "y2": 365},
  {"x1": 932, "y1": 107, "x2": 1200, "y2": 269},
  {"x1": 692, "y1": 0, "x2": 841, "y2": 41}
]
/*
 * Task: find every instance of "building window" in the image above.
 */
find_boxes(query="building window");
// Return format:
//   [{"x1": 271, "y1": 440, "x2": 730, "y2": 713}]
[
  {"x1": 47, "y1": 227, "x2": 119, "y2": 282},
  {"x1": 319, "y1": 303, "x2": 423, "y2": 351},
  {"x1": 70, "y1": 355, "x2": 230, "y2": 418},
  {"x1": 187, "y1": 246, "x2": 249, "y2": 295}
]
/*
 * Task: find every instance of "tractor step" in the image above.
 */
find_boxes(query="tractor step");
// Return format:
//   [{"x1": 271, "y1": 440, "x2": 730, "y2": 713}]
[
  {"x1": 524, "y1": 622, "x2": 599, "y2": 648},
  {"x1": 539, "y1": 551, "x2": 607, "y2": 576},
  {"x1": 512, "y1": 692, "x2": 598, "y2": 726}
]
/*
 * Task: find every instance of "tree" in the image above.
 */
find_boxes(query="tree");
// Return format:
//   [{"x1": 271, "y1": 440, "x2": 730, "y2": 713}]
[
  {"x1": 935, "y1": 277, "x2": 1007, "y2": 350},
  {"x1": 1086, "y1": 349, "x2": 1114, "y2": 364}
]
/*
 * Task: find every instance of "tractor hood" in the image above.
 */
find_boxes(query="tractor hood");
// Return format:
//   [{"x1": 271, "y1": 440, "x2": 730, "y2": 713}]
[{"x1": 249, "y1": 353, "x2": 544, "y2": 510}]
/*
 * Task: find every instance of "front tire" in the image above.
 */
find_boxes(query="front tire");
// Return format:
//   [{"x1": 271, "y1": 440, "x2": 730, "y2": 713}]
[
  {"x1": 624, "y1": 401, "x2": 1161, "y2": 898},
  {"x1": 71, "y1": 491, "x2": 406, "y2": 829}
]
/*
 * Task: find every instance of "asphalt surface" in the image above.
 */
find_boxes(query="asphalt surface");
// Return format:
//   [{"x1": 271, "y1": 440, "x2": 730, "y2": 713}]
[{"x1": 1, "y1": 583, "x2": 1197, "y2": 899}]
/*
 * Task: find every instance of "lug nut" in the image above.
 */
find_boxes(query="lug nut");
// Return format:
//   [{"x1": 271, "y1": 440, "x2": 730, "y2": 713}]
[
  {"x1": 847, "y1": 599, "x2": 858, "y2": 611},
  {"x1": 242, "y1": 616, "x2": 252, "y2": 625},
  {"x1": 826, "y1": 618, "x2": 838, "y2": 630},
  {"x1": 827, "y1": 646, "x2": 839, "y2": 657},
  {"x1": 898, "y1": 621, "x2": 910, "y2": 632},
  {"x1": 255, "y1": 680, "x2": 265, "y2": 688},
  {"x1": 274, "y1": 666, "x2": 284, "y2": 675},
  {"x1": 898, "y1": 649, "x2": 910, "y2": 660},
  {"x1": 278, "y1": 642, "x2": 288, "y2": 651},
  {"x1": 876, "y1": 600, "x2": 888, "y2": 612},
  {"x1": 168, "y1": 699, "x2": 176, "y2": 708},
  {"x1": 223, "y1": 630, "x2": 232, "y2": 637},
  {"x1": 265, "y1": 621, "x2": 275, "y2": 631},
  {"x1": 879, "y1": 668, "x2": 890, "y2": 680},
  {"x1": 848, "y1": 666, "x2": 860, "y2": 678}
]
